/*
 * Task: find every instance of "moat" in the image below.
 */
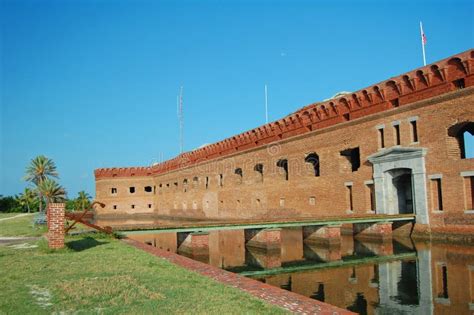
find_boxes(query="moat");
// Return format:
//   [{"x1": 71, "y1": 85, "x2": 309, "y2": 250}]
[{"x1": 100, "y1": 219, "x2": 474, "y2": 315}]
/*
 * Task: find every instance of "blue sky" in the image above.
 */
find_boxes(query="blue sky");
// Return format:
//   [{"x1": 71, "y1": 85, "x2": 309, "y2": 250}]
[{"x1": 1, "y1": 0, "x2": 473, "y2": 198}]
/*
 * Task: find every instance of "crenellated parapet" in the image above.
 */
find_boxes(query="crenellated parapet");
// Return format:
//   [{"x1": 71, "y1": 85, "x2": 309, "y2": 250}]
[
  {"x1": 292, "y1": 49, "x2": 473, "y2": 126},
  {"x1": 95, "y1": 49, "x2": 474, "y2": 180},
  {"x1": 95, "y1": 166, "x2": 153, "y2": 179}
]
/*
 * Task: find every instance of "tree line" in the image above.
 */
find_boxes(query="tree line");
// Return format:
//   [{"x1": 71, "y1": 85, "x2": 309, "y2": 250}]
[{"x1": 0, "y1": 155, "x2": 91, "y2": 213}]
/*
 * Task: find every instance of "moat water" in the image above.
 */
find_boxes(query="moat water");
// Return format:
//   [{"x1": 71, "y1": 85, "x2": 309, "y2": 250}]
[{"x1": 107, "y1": 222, "x2": 473, "y2": 315}]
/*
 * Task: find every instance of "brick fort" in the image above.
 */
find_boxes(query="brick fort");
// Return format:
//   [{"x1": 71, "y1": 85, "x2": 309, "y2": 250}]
[{"x1": 94, "y1": 49, "x2": 474, "y2": 240}]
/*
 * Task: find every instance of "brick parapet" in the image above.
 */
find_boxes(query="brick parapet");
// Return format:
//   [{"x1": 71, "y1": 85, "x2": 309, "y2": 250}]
[
  {"x1": 95, "y1": 49, "x2": 474, "y2": 180},
  {"x1": 94, "y1": 167, "x2": 152, "y2": 179}
]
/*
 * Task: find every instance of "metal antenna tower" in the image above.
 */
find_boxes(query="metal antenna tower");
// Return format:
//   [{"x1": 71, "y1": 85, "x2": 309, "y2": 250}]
[
  {"x1": 177, "y1": 86, "x2": 184, "y2": 153},
  {"x1": 265, "y1": 84, "x2": 268, "y2": 123}
]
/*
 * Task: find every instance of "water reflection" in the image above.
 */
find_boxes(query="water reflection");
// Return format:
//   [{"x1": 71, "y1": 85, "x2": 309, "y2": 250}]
[{"x1": 127, "y1": 228, "x2": 474, "y2": 314}]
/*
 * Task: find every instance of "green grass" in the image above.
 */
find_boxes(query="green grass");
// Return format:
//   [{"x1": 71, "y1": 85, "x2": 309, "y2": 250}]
[
  {"x1": 0, "y1": 214, "x2": 46, "y2": 237},
  {"x1": 0, "y1": 213, "x2": 23, "y2": 219},
  {"x1": 0, "y1": 232, "x2": 287, "y2": 314}
]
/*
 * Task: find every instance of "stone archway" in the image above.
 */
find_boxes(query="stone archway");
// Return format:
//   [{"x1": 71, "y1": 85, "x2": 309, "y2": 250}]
[{"x1": 368, "y1": 147, "x2": 429, "y2": 224}]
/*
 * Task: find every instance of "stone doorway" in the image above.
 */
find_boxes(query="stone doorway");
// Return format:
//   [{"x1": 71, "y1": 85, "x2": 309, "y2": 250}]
[
  {"x1": 389, "y1": 169, "x2": 414, "y2": 215},
  {"x1": 368, "y1": 147, "x2": 429, "y2": 224}
]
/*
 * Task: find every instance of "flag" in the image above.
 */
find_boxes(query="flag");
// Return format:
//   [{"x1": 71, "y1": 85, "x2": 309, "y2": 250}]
[
  {"x1": 420, "y1": 21, "x2": 427, "y2": 66},
  {"x1": 420, "y1": 22, "x2": 427, "y2": 45}
]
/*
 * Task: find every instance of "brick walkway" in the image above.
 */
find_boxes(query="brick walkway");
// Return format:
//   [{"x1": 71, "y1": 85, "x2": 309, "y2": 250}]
[{"x1": 123, "y1": 238, "x2": 354, "y2": 314}]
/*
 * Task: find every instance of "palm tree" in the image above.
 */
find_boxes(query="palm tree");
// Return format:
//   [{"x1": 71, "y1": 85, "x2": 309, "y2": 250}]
[
  {"x1": 37, "y1": 178, "x2": 66, "y2": 208},
  {"x1": 15, "y1": 188, "x2": 37, "y2": 213},
  {"x1": 23, "y1": 155, "x2": 59, "y2": 212},
  {"x1": 75, "y1": 191, "x2": 91, "y2": 212}
]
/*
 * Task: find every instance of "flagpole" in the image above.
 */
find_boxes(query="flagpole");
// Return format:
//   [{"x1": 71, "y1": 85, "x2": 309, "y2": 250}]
[{"x1": 420, "y1": 21, "x2": 427, "y2": 66}]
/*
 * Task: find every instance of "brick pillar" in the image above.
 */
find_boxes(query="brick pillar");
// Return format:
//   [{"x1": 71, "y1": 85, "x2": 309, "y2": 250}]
[
  {"x1": 189, "y1": 232, "x2": 209, "y2": 250},
  {"x1": 178, "y1": 232, "x2": 209, "y2": 255},
  {"x1": 47, "y1": 203, "x2": 65, "y2": 249},
  {"x1": 245, "y1": 228, "x2": 281, "y2": 250},
  {"x1": 353, "y1": 222, "x2": 393, "y2": 242},
  {"x1": 411, "y1": 223, "x2": 432, "y2": 241},
  {"x1": 303, "y1": 225, "x2": 342, "y2": 246}
]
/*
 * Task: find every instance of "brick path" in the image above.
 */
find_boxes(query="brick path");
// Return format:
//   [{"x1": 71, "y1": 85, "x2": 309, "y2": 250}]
[{"x1": 123, "y1": 238, "x2": 354, "y2": 314}]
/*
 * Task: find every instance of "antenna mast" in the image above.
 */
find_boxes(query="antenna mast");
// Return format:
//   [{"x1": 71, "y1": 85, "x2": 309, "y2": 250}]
[
  {"x1": 264, "y1": 84, "x2": 268, "y2": 123},
  {"x1": 177, "y1": 86, "x2": 184, "y2": 154}
]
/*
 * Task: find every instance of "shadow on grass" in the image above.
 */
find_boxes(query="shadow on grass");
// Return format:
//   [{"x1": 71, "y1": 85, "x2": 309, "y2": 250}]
[{"x1": 66, "y1": 236, "x2": 109, "y2": 252}]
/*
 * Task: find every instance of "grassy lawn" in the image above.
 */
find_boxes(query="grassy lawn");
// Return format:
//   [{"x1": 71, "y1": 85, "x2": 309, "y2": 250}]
[
  {"x1": 0, "y1": 217, "x2": 287, "y2": 314},
  {"x1": 0, "y1": 213, "x2": 93, "y2": 237},
  {"x1": 0, "y1": 213, "x2": 46, "y2": 237},
  {"x1": 0, "y1": 213, "x2": 25, "y2": 219}
]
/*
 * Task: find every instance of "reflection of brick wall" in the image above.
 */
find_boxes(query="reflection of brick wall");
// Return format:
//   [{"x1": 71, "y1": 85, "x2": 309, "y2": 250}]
[
  {"x1": 47, "y1": 203, "x2": 65, "y2": 249},
  {"x1": 190, "y1": 233, "x2": 209, "y2": 250},
  {"x1": 178, "y1": 232, "x2": 209, "y2": 255},
  {"x1": 94, "y1": 50, "x2": 474, "y2": 234}
]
